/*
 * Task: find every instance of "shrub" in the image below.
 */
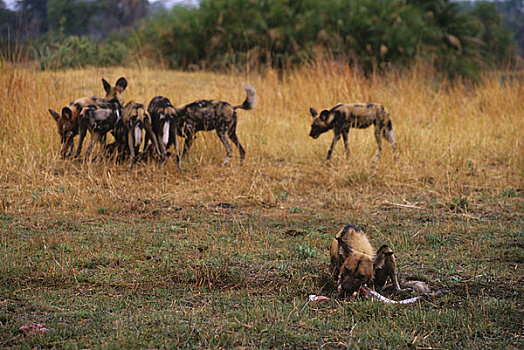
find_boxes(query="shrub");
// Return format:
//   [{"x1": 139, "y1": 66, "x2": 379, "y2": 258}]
[{"x1": 32, "y1": 35, "x2": 130, "y2": 70}]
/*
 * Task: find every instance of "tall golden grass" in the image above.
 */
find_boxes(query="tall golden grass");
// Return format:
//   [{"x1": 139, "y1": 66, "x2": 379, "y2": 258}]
[{"x1": 0, "y1": 61, "x2": 522, "y2": 217}]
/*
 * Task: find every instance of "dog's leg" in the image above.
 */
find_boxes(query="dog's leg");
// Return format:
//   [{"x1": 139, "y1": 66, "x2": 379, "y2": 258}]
[
  {"x1": 341, "y1": 129, "x2": 350, "y2": 158},
  {"x1": 373, "y1": 124, "x2": 382, "y2": 162},
  {"x1": 143, "y1": 132, "x2": 150, "y2": 155},
  {"x1": 73, "y1": 125, "x2": 87, "y2": 158},
  {"x1": 385, "y1": 125, "x2": 396, "y2": 150},
  {"x1": 128, "y1": 127, "x2": 136, "y2": 168},
  {"x1": 145, "y1": 120, "x2": 164, "y2": 162},
  {"x1": 327, "y1": 133, "x2": 341, "y2": 160},
  {"x1": 168, "y1": 123, "x2": 182, "y2": 170},
  {"x1": 61, "y1": 135, "x2": 74, "y2": 158},
  {"x1": 182, "y1": 134, "x2": 194, "y2": 157},
  {"x1": 374, "y1": 245, "x2": 403, "y2": 291},
  {"x1": 156, "y1": 129, "x2": 167, "y2": 162},
  {"x1": 385, "y1": 253, "x2": 402, "y2": 291},
  {"x1": 217, "y1": 129, "x2": 234, "y2": 166},
  {"x1": 330, "y1": 255, "x2": 341, "y2": 281},
  {"x1": 228, "y1": 128, "x2": 245, "y2": 165},
  {"x1": 173, "y1": 131, "x2": 182, "y2": 170},
  {"x1": 84, "y1": 132, "x2": 100, "y2": 160}
]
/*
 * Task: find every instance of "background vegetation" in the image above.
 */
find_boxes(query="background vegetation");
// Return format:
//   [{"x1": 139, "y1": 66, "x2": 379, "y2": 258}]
[{"x1": 1, "y1": 0, "x2": 522, "y2": 77}]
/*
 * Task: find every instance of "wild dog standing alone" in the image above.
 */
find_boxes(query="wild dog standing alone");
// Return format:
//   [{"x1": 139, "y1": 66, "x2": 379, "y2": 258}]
[
  {"x1": 117, "y1": 101, "x2": 163, "y2": 168},
  {"x1": 147, "y1": 96, "x2": 181, "y2": 169},
  {"x1": 309, "y1": 103, "x2": 396, "y2": 161},
  {"x1": 331, "y1": 224, "x2": 402, "y2": 297},
  {"x1": 174, "y1": 84, "x2": 256, "y2": 166},
  {"x1": 48, "y1": 77, "x2": 127, "y2": 158}
]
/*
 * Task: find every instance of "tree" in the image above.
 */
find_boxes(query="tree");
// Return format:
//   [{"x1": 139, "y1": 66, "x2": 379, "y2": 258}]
[
  {"x1": 471, "y1": 1, "x2": 516, "y2": 66},
  {"x1": 88, "y1": 0, "x2": 149, "y2": 39},
  {"x1": 47, "y1": 0, "x2": 97, "y2": 36},
  {"x1": 0, "y1": 1, "x2": 17, "y2": 38},
  {"x1": 16, "y1": 0, "x2": 48, "y2": 38}
]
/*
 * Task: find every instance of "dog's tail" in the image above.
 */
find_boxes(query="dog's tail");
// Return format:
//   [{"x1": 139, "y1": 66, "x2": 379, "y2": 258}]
[
  {"x1": 382, "y1": 110, "x2": 396, "y2": 148},
  {"x1": 233, "y1": 83, "x2": 256, "y2": 111},
  {"x1": 137, "y1": 107, "x2": 146, "y2": 123}
]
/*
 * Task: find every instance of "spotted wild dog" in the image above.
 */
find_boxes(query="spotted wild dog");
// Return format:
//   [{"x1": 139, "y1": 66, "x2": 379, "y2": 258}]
[
  {"x1": 146, "y1": 96, "x2": 181, "y2": 169},
  {"x1": 309, "y1": 103, "x2": 396, "y2": 161},
  {"x1": 173, "y1": 84, "x2": 256, "y2": 166},
  {"x1": 48, "y1": 77, "x2": 128, "y2": 158},
  {"x1": 118, "y1": 101, "x2": 163, "y2": 168},
  {"x1": 73, "y1": 77, "x2": 128, "y2": 158},
  {"x1": 49, "y1": 96, "x2": 96, "y2": 158},
  {"x1": 75, "y1": 101, "x2": 121, "y2": 159},
  {"x1": 330, "y1": 224, "x2": 402, "y2": 297}
]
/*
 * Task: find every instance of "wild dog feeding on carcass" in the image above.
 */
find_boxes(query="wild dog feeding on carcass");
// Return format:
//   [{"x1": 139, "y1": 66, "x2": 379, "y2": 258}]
[
  {"x1": 146, "y1": 96, "x2": 181, "y2": 169},
  {"x1": 309, "y1": 103, "x2": 396, "y2": 161},
  {"x1": 48, "y1": 77, "x2": 128, "y2": 158},
  {"x1": 174, "y1": 83, "x2": 256, "y2": 166},
  {"x1": 330, "y1": 224, "x2": 448, "y2": 302},
  {"x1": 331, "y1": 224, "x2": 402, "y2": 297}
]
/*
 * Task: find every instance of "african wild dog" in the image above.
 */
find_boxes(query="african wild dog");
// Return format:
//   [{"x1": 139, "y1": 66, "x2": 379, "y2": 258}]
[
  {"x1": 49, "y1": 97, "x2": 96, "y2": 158},
  {"x1": 146, "y1": 96, "x2": 181, "y2": 169},
  {"x1": 73, "y1": 77, "x2": 128, "y2": 158},
  {"x1": 309, "y1": 103, "x2": 396, "y2": 161},
  {"x1": 75, "y1": 102, "x2": 121, "y2": 159},
  {"x1": 117, "y1": 101, "x2": 163, "y2": 168},
  {"x1": 330, "y1": 224, "x2": 402, "y2": 297},
  {"x1": 173, "y1": 84, "x2": 256, "y2": 166},
  {"x1": 48, "y1": 77, "x2": 127, "y2": 158}
]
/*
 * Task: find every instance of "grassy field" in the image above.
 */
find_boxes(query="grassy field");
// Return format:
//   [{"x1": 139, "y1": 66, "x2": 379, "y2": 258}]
[{"x1": 0, "y1": 62, "x2": 522, "y2": 348}]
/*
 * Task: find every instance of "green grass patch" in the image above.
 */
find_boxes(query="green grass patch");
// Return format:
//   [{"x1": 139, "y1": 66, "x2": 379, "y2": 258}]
[{"x1": 0, "y1": 201, "x2": 522, "y2": 348}]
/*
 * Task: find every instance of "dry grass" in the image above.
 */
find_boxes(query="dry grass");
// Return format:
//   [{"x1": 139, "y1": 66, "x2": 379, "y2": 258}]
[
  {"x1": 0, "y1": 62, "x2": 523, "y2": 348},
  {"x1": 0, "y1": 63, "x2": 522, "y2": 216}
]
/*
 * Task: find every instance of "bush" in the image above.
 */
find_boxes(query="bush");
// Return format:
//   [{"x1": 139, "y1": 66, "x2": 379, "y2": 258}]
[
  {"x1": 135, "y1": 0, "x2": 517, "y2": 78},
  {"x1": 32, "y1": 35, "x2": 130, "y2": 70}
]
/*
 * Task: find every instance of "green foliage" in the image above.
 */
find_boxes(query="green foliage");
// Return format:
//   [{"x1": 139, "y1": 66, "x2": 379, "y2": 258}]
[
  {"x1": 32, "y1": 35, "x2": 129, "y2": 70},
  {"x1": 469, "y1": 1, "x2": 518, "y2": 66},
  {"x1": 136, "y1": 0, "x2": 517, "y2": 78},
  {"x1": 9, "y1": 0, "x2": 517, "y2": 76},
  {"x1": 501, "y1": 188, "x2": 516, "y2": 198},
  {"x1": 294, "y1": 242, "x2": 317, "y2": 259},
  {"x1": 47, "y1": 0, "x2": 96, "y2": 36}
]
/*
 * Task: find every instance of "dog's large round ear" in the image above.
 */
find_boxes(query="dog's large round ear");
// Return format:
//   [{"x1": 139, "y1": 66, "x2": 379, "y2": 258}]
[
  {"x1": 373, "y1": 253, "x2": 385, "y2": 270},
  {"x1": 49, "y1": 109, "x2": 60, "y2": 121},
  {"x1": 61, "y1": 107, "x2": 72, "y2": 120},
  {"x1": 309, "y1": 108, "x2": 318, "y2": 118},
  {"x1": 336, "y1": 237, "x2": 353, "y2": 259},
  {"x1": 102, "y1": 78, "x2": 111, "y2": 95},
  {"x1": 320, "y1": 110, "x2": 335, "y2": 124},
  {"x1": 116, "y1": 77, "x2": 128, "y2": 92},
  {"x1": 73, "y1": 102, "x2": 84, "y2": 113}
]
